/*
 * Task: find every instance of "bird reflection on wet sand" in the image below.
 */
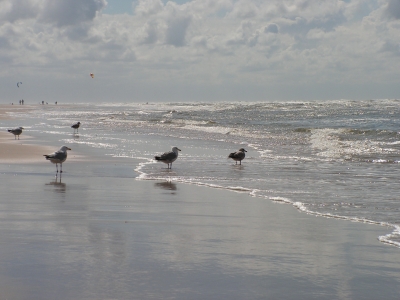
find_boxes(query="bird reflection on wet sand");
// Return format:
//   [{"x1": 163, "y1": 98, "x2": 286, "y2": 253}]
[
  {"x1": 45, "y1": 175, "x2": 66, "y2": 193},
  {"x1": 155, "y1": 181, "x2": 177, "y2": 191}
]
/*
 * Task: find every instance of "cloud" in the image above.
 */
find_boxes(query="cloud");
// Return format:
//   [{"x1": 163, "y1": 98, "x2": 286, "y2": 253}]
[
  {"x1": 0, "y1": 0, "x2": 106, "y2": 26},
  {"x1": 39, "y1": 0, "x2": 107, "y2": 27},
  {"x1": 0, "y1": 0, "x2": 107, "y2": 43},
  {"x1": 164, "y1": 3, "x2": 192, "y2": 47},
  {"x1": 386, "y1": 0, "x2": 400, "y2": 19},
  {"x1": 228, "y1": 0, "x2": 258, "y2": 19},
  {"x1": 0, "y1": 0, "x2": 41, "y2": 23},
  {"x1": 380, "y1": 40, "x2": 400, "y2": 56},
  {"x1": 134, "y1": 0, "x2": 163, "y2": 17},
  {"x1": 1, "y1": 0, "x2": 400, "y2": 102},
  {"x1": 139, "y1": 21, "x2": 159, "y2": 44},
  {"x1": 165, "y1": 15, "x2": 191, "y2": 46},
  {"x1": 265, "y1": 23, "x2": 279, "y2": 33},
  {"x1": 134, "y1": 1, "x2": 193, "y2": 47}
]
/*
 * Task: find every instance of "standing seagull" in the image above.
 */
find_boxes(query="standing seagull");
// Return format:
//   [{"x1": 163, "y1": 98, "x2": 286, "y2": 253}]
[
  {"x1": 7, "y1": 127, "x2": 24, "y2": 139},
  {"x1": 71, "y1": 122, "x2": 81, "y2": 133},
  {"x1": 228, "y1": 148, "x2": 247, "y2": 165},
  {"x1": 154, "y1": 147, "x2": 181, "y2": 169},
  {"x1": 44, "y1": 145, "x2": 71, "y2": 173}
]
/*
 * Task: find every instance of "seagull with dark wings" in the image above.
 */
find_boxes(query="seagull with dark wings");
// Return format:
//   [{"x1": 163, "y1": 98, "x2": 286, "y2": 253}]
[
  {"x1": 228, "y1": 148, "x2": 247, "y2": 165},
  {"x1": 154, "y1": 147, "x2": 181, "y2": 169}
]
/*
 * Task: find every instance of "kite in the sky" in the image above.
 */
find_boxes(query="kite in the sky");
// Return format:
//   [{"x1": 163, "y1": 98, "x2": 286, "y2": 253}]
[
  {"x1": 17, "y1": 82, "x2": 22, "y2": 87},
  {"x1": 90, "y1": 73, "x2": 94, "y2": 78}
]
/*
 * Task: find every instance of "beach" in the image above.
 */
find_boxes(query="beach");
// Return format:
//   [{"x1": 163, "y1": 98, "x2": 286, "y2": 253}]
[{"x1": 1, "y1": 104, "x2": 400, "y2": 299}]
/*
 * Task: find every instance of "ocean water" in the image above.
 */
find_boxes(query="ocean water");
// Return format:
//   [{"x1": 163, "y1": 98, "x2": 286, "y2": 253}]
[{"x1": 9, "y1": 99, "x2": 400, "y2": 247}]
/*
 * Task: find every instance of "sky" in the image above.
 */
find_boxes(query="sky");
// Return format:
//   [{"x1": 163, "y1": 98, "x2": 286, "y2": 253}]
[{"x1": 1, "y1": 0, "x2": 400, "y2": 103}]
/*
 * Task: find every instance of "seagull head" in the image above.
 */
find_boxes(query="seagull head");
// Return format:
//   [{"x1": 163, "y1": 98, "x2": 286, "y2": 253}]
[
  {"x1": 59, "y1": 145, "x2": 72, "y2": 152},
  {"x1": 172, "y1": 147, "x2": 181, "y2": 152},
  {"x1": 238, "y1": 148, "x2": 247, "y2": 152}
]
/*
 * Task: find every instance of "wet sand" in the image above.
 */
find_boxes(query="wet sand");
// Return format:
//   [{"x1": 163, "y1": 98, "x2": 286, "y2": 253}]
[
  {"x1": 0, "y1": 105, "x2": 54, "y2": 163},
  {"x1": 0, "y1": 132, "x2": 55, "y2": 163},
  {"x1": 1, "y1": 105, "x2": 400, "y2": 299}
]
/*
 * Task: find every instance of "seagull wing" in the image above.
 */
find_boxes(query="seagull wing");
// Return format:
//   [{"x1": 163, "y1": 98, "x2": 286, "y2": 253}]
[
  {"x1": 229, "y1": 151, "x2": 245, "y2": 160},
  {"x1": 157, "y1": 151, "x2": 177, "y2": 162},
  {"x1": 8, "y1": 128, "x2": 22, "y2": 135},
  {"x1": 45, "y1": 150, "x2": 67, "y2": 162}
]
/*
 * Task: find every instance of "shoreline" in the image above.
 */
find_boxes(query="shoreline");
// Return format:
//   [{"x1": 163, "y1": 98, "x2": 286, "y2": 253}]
[
  {"x1": 0, "y1": 103, "x2": 397, "y2": 245},
  {"x1": 0, "y1": 104, "x2": 397, "y2": 245},
  {"x1": 0, "y1": 106, "x2": 86, "y2": 164},
  {"x1": 0, "y1": 106, "x2": 55, "y2": 163},
  {"x1": 1, "y1": 104, "x2": 400, "y2": 299}
]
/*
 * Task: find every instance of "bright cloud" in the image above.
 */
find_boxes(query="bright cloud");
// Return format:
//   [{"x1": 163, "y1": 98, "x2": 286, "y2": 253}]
[{"x1": 1, "y1": 0, "x2": 400, "y2": 102}]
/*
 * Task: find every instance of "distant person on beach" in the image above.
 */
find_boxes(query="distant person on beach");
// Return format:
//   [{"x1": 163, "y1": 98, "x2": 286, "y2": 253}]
[
  {"x1": 55, "y1": 101, "x2": 57, "y2": 105},
  {"x1": 21, "y1": 99, "x2": 24, "y2": 105}
]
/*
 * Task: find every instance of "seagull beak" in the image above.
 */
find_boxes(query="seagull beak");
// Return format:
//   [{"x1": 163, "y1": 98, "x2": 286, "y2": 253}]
[
  {"x1": 67, "y1": 147, "x2": 72, "y2": 150},
  {"x1": 178, "y1": 148, "x2": 181, "y2": 151}
]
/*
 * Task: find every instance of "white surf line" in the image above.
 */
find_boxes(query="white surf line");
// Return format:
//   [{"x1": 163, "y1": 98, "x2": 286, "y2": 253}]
[{"x1": 134, "y1": 155, "x2": 400, "y2": 248}]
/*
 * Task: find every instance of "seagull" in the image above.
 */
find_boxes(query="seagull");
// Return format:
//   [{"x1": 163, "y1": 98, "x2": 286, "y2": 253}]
[
  {"x1": 154, "y1": 146, "x2": 181, "y2": 169},
  {"x1": 228, "y1": 148, "x2": 247, "y2": 165},
  {"x1": 71, "y1": 122, "x2": 81, "y2": 133},
  {"x1": 44, "y1": 145, "x2": 71, "y2": 173},
  {"x1": 7, "y1": 127, "x2": 24, "y2": 139}
]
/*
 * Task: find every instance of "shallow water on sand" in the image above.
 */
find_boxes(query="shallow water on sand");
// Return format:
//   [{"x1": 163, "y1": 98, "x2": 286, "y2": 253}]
[
  {"x1": 2, "y1": 100, "x2": 400, "y2": 298},
  {"x1": 10, "y1": 100, "x2": 400, "y2": 247},
  {"x1": 1, "y1": 157, "x2": 400, "y2": 299}
]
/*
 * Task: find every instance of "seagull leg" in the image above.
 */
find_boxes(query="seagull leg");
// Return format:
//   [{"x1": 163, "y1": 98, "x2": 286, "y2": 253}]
[
  {"x1": 60, "y1": 163, "x2": 63, "y2": 173},
  {"x1": 56, "y1": 164, "x2": 58, "y2": 173}
]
